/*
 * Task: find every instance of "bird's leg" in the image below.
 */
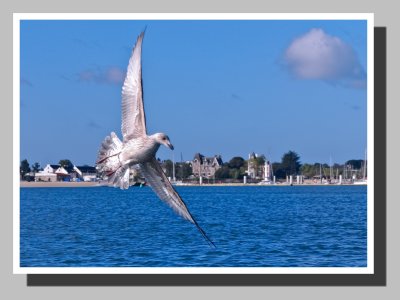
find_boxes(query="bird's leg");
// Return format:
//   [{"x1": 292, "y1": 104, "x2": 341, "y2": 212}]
[
  {"x1": 105, "y1": 154, "x2": 124, "y2": 177},
  {"x1": 106, "y1": 168, "x2": 120, "y2": 177},
  {"x1": 96, "y1": 152, "x2": 121, "y2": 164}
]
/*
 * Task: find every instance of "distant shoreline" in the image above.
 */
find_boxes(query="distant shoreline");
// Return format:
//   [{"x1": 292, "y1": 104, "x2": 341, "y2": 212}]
[
  {"x1": 20, "y1": 181, "x2": 365, "y2": 188},
  {"x1": 20, "y1": 181, "x2": 100, "y2": 188}
]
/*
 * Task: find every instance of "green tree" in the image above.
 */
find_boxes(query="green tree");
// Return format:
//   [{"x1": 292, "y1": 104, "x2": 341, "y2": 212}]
[
  {"x1": 272, "y1": 162, "x2": 285, "y2": 179},
  {"x1": 226, "y1": 156, "x2": 246, "y2": 179},
  {"x1": 299, "y1": 163, "x2": 330, "y2": 179},
  {"x1": 180, "y1": 163, "x2": 193, "y2": 179},
  {"x1": 31, "y1": 162, "x2": 41, "y2": 173},
  {"x1": 20, "y1": 159, "x2": 31, "y2": 179},
  {"x1": 346, "y1": 159, "x2": 363, "y2": 170},
  {"x1": 238, "y1": 166, "x2": 247, "y2": 179},
  {"x1": 59, "y1": 159, "x2": 74, "y2": 172},
  {"x1": 300, "y1": 163, "x2": 312, "y2": 178},
  {"x1": 229, "y1": 168, "x2": 240, "y2": 179},
  {"x1": 215, "y1": 165, "x2": 231, "y2": 179},
  {"x1": 163, "y1": 159, "x2": 173, "y2": 178},
  {"x1": 333, "y1": 163, "x2": 342, "y2": 169},
  {"x1": 280, "y1": 151, "x2": 301, "y2": 176},
  {"x1": 228, "y1": 157, "x2": 245, "y2": 169},
  {"x1": 255, "y1": 155, "x2": 266, "y2": 166}
]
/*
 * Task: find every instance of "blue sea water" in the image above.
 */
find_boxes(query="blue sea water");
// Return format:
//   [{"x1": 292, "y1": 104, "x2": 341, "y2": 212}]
[{"x1": 20, "y1": 185, "x2": 367, "y2": 267}]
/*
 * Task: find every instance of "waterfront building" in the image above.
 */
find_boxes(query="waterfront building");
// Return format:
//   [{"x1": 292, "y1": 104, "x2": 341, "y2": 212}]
[
  {"x1": 55, "y1": 166, "x2": 70, "y2": 181},
  {"x1": 34, "y1": 164, "x2": 65, "y2": 182},
  {"x1": 35, "y1": 164, "x2": 98, "y2": 182},
  {"x1": 247, "y1": 152, "x2": 257, "y2": 178},
  {"x1": 74, "y1": 165, "x2": 97, "y2": 182},
  {"x1": 43, "y1": 164, "x2": 60, "y2": 174},
  {"x1": 192, "y1": 153, "x2": 223, "y2": 178},
  {"x1": 264, "y1": 159, "x2": 272, "y2": 182},
  {"x1": 247, "y1": 152, "x2": 266, "y2": 179}
]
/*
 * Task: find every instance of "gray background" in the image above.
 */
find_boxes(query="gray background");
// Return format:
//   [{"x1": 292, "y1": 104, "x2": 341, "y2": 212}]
[{"x1": 1, "y1": 0, "x2": 397, "y2": 298}]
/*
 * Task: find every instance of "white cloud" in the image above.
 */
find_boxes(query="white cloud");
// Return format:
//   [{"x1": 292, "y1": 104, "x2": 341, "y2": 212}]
[
  {"x1": 283, "y1": 28, "x2": 366, "y2": 88},
  {"x1": 78, "y1": 66, "x2": 125, "y2": 85}
]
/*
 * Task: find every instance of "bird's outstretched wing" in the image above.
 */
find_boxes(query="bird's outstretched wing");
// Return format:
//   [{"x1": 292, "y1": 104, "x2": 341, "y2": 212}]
[
  {"x1": 139, "y1": 157, "x2": 215, "y2": 247},
  {"x1": 121, "y1": 31, "x2": 147, "y2": 142}
]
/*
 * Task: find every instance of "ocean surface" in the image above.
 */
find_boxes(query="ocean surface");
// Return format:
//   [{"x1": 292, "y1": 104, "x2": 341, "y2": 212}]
[{"x1": 20, "y1": 185, "x2": 367, "y2": 267}]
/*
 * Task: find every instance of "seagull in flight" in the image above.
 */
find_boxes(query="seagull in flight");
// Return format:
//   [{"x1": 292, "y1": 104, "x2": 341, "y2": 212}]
[{"x1": 96, "y1": 31, "x2": 215, "y2": 248}]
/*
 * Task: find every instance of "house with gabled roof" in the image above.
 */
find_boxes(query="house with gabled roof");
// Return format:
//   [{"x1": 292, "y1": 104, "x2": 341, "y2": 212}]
[
  {"x1": 43, "y1": 164, "x2": 60, "y2": 174},
  {"x1": 74, "y1": 165, "x2": 97, "y2": 181},
  {"x1": 246, "y1": 152, "x2": 270, "y2": 179},
  {"x1": 192, "y1": 153, "x2": 223, "y2": 178},
  {"x1": 34, "y1": 163, "x2": 98, "y2": 182},
  {"x1": 35, "y1": 164, "x2": 69, "y2": 182}
]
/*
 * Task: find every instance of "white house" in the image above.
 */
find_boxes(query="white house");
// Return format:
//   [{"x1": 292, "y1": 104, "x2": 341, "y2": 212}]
[
  {"x1": 35, "y1": 164, "x2": 70, "y2": 182},
  {"x1": 55, "y1": 166, "x2": 70, "y2": 181},
  {"x1": 43, "y1": 164, "x2": 60, "y2": 174},
  {"x1": 34, "y1": 164, "x2": 59, "y2": 182},
  {"x1": 74, "y1": 165, "x2": 97, "y2": 182}
]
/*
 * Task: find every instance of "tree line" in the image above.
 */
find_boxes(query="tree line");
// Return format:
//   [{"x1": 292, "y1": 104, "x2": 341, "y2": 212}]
[
  {"x1": 20, "y1": 153, "x2": 366, "y2": 181},
  {"x1": 168, "y1": 150, "x2": 364, "y2": 180},
  {"x1": 212, "y1": 151, "x2": 303, "y2": 180},
  {"x1": 20, "y1": 159, "x2": 75, "y2": 179}
]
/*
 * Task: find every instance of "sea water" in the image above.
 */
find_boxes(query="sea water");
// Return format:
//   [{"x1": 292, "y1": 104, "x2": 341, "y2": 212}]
[{"x1": 20, "y1": 185, "x2": 367, "y2": 267}]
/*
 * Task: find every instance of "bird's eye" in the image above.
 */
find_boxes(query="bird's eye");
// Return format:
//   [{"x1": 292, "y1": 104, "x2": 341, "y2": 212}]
[{"x1": 162, "y1": 137, "x2": 166, "y2": 140}]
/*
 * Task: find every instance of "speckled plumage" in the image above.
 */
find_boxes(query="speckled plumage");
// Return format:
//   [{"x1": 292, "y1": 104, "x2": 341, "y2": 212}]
[{"x1": 95, "y1": 31, "x2": 215, "y2": 247}]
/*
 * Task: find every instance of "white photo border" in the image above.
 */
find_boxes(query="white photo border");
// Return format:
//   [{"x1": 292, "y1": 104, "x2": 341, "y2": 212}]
[{"x1": 13, "y1": 12, "x2": 374, "y2": 275}]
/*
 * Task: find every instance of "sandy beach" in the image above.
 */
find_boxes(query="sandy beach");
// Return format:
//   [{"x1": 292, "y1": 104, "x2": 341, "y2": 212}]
[{"x1": 20, "y1": 181, "x2": 101, "y2": 188}]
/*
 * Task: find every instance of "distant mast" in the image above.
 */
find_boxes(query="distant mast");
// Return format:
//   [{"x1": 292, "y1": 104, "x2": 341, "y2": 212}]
[
  {"x1": 172, "y1": 152, "x2": 176, "y2": 182},
  {"x1": 180, "y1": 152, "x2": 183, "y2": 180},
  {"x1": 336, "y1": 168, "x2": 339, "y2": 183},
  {"x1": 320, "y1": 163, "x2": 322, "y2": 184}
]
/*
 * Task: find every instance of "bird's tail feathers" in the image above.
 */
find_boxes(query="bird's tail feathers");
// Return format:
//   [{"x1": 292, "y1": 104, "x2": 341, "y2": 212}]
[
  {"x1": 108, "y1": 166, "x2": 130, "y2": 190},
  {"x1": 96, "y1": 132, "x2": 130, "y2": 189}
]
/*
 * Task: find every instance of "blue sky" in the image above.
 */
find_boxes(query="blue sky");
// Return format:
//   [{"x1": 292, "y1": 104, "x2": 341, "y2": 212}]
[{"x1": 20, "y1": 19, "x2": 368, "y2": 167}]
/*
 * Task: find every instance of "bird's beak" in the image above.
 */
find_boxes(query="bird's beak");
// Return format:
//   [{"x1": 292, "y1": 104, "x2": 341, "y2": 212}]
[{"x1": 164, "y1": 140, "x2": 174, "y2": 150}]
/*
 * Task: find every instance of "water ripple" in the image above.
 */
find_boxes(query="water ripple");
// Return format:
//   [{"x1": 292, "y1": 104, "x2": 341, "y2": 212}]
[{"x1": 20, "y1": 186, "x2": 367, "y2": 267}]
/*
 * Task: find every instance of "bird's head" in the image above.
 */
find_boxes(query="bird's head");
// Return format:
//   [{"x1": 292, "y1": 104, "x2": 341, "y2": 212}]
[{"x1": 153, "y1": 133, "x2": 174, "y2": 150}]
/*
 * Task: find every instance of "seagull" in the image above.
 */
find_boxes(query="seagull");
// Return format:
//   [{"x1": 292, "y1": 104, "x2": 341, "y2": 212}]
[{"x1": 96, "y1": 31, "x2": 215, "y2": 248}]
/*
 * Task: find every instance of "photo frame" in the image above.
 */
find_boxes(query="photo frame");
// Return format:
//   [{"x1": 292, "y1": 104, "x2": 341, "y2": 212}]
[{"x1": 14, "y1": 14, "x2": 386, "y2": 286}]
